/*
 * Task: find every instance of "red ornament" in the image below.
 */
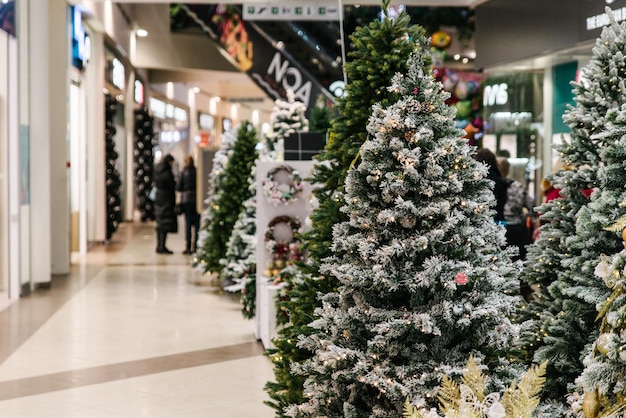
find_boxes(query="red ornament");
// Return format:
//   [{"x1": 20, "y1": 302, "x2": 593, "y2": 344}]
[{"x1": 455, "y1": 272, "x2": 468, "y2": 285}]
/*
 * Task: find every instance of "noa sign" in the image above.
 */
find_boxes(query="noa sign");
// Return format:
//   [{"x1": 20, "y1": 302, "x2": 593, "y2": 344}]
[
  {"x1": 267, "y1": 52, "x2": 313, "y2": 106},
  {"x1": 483, "y1": 83, "x2": 509, "y2": 106}
]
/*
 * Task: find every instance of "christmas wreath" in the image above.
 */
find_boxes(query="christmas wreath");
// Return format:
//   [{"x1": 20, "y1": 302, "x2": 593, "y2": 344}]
[
  {"x1": 264, "y1": 215, "x2": 303, "y2": 277},
  {"x1": 262, "y1": 164, "x2": 303, "y2": 205}
]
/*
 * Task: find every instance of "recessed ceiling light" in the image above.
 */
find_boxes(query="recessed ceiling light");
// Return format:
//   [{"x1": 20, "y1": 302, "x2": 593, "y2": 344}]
[{"x1": 136, "y1": 29, "x2": 148, "y2": 37}]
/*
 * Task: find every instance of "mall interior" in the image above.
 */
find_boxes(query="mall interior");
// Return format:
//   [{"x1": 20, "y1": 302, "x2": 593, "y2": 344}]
[{"x1": 0, "y1": 0, "x2": 620, "y2": 416}]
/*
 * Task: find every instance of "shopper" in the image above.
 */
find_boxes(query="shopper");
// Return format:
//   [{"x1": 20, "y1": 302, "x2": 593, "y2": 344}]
[
  {"x1": 475, "y1": 148, "x2": 507, "y2": 223},
  {"x1": 497, "y1": 157, "x2": 533, "y2": 260},
  {"x1": 176, "y1": 155, "x2": 200, "y2": 255},
  {"x1": 154, "y1": 154, "x2": 177, "y2": 254}
]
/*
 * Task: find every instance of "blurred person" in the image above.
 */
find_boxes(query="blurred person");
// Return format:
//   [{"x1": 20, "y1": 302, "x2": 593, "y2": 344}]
[
  {"x1": 475, "y1": 148, "x2": 507, "y2": 223},
  {"x1": 176, "y1": 155, "x2": 200, "y2": 255},
  {"x1": 154, "y1": 154, "x2": 178, "y2": 254},
  {"x1": 498, "y1": 157, "x2": 533, "y2": 260}
]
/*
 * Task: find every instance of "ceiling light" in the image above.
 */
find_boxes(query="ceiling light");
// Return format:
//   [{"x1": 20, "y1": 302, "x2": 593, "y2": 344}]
[{"x1": 136, "y1": 29, "x2": 148, "y2": 37}]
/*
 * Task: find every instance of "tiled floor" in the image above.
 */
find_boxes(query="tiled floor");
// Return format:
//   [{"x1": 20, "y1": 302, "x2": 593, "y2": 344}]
[{"x1": 0, "y1": 222, "x2": 276, "y2": 417}]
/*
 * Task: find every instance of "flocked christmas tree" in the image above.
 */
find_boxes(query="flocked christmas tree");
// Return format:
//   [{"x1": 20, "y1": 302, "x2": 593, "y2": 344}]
[
  {"x1": 264, "y1": 89, "x2": 309, "y2": 160},
  {"x1": 105, "y1": 94, "x2": 122, "y2": 240},
  {"x1": 265, "y1": 3, "x2": 427, "y2": 413},
  {"x1": 133, "y1": 106, "x2": 156, "y2": 222},
  {"x1": 517, "y1": 10, "x2": 626, "y2": 406},
  {"x1": 192, "y1": 128, "x2": 236, "y2": 270},
  {"x1": 287, "y1": 38, "x2": 521, "y2": 417},
  {"x1": 194, "y1": 121, "x2": 258, "y2": 276},
  {"x1": 570, "y1": 112, "x2": 626, "y2": 416},
  {"x1": 220, "y1": 175, "x2": 257, "y2": 318}
]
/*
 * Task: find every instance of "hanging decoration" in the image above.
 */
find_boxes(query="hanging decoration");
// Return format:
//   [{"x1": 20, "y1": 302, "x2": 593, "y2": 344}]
[
  {"x1": 263, "y1": 215, "x2": 303, "y2": 278},
  {"x1": 262, "y1": 164, "x2": 304, "y2": 206},
  {"x1": 105, "y1": 94, "x2": 122, "y2": 240},
  {"x1": 133, "y1": 106, "x2": 156, "y2": 222}
]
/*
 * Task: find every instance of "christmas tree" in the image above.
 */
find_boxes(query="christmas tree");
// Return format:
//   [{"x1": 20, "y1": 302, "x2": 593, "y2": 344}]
[
  {"x1": 192, "y1": 128, "x2": 236, "y2": 271},
  {"x1": 194, "y1": 122, "x2": 258, "y2": 275},
  {"x1": 264, "y1": 3, "x2": 427, "y2": 414},
  {"x1": 220, "y1": 175, "x2": 257, "y2": 319},
  {"x1": 575, "y1": 227, "x2": 626, "y2": 417},
  {"x1": 517, "y1": 10, "x2": 626, "y2": 405},
  {"x1": 264, "y1": 89, "x2": 309, "y2": 160},
  {"x1": 287, "y1": 36, "x2": 521, "y2": 417}
]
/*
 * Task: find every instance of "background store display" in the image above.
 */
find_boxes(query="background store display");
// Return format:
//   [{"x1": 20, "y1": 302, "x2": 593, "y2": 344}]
[
  {"x1": 105, "y1": 95, "x2": 122, "y2": 240},
  {"x1": 133, "y1": 107, "x2": 156, "y2": 222}
]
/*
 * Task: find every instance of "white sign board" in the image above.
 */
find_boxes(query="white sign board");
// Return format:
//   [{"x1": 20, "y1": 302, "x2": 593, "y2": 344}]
[{"x1": 243, "y1": 2, "x2": 340, "y2": 21}]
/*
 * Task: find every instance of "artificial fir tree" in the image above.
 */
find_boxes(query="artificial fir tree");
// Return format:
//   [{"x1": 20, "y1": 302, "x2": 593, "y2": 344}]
[
  {"x1": 133, "y1": 106, "x2": 156, "y2": 222},
  {"x1": 192, "y1": 128, "x2": 236, "y2": 270},
  {"x1": 518, "y1": 11, "x2": 626, "y2": 407},
  {"x1": 105, "y1": 95, "x2": 122, "y2": 240},
  {"x1": 287, "y1": 41, "x2": 521, "y2": 417},
  {"x1": 308, "y1": 94, "x2": 332, "y2": 134},
  {"x1": 575, "y1": 227, "x2": 626, "y2": 417},
  {"x1": 194, "y1": 121, "x2": 258, "y2": 276},
  {"x1": 220, "y1": 176, "x2": 257, "y2": 318},
  {"x1": 264, "y1": 89, "x2": 309, "y2": 159},
  {"x1": 265, "y1": 3, "x2": 427, "y2": 413}
]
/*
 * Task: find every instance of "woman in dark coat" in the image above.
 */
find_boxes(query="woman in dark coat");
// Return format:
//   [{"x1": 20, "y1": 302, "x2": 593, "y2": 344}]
[
  {"x1": 475, "y1": 148, "x2": 507, "y2": 223},
  {"x1": 176, "y1": 155, "x2": 200, "y2": 254},
  {"x1": 154, "y1": 154, "x2": 177, "y2": 254}
]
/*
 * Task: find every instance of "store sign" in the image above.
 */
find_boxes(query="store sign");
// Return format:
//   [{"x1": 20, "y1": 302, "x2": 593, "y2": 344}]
[
  {"x1": 250, "y1": 51, "x2": 313, "y2": 106},
  {"x1": 112, "y1": 58, "x2": 125, "y2": 90},
  {"x1": 149, "y1": 98, "x2": 166, "y2": 119},
  {"x1": 483, "y1": 83, "x2": 509, "y2": 106},
  {"x1": 71, "y1": 6, "x2": 90, "y2": 69},
  {"x1": 243, "y1": 2, "x2": 340, "y2": 21},
  {"x1": 198, "y1": 113, "x2": 215, "y2": 130}
]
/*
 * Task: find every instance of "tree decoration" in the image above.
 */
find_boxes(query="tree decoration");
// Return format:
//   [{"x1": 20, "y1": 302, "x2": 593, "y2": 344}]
[
  {"x1": 262, "y1": 165, "x2": 304, "y2": 206},
  {"x1": 264, "y1": 89, "x2": 309, "y2": 160},
  {"x1": 287, "y1": 25, "x2": 521, "y2": 416},
  {"x1": 402, "y1": 357, "x2": 547, "y2": 418},
  {"x1": 263, "y1": 215, "x2": 303, "y2": 278},
  {"x1": 264, "y1": 3, "x2": 429, "y2": 414}
]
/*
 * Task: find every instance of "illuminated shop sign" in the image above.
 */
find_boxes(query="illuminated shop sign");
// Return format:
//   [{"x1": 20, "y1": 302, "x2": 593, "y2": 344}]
[
  {"x1": 71, "y1": 6, "x2": 90, "y2": 69},
  {"x1": 149, "y1": 97, "x2": 187, "y2": 122},
  {"x1": 483, "y1": 83, "x2": 509, "y2": 106},
  {"x1": 198, "y1": 113, "x2": 215, "y2": 130}
]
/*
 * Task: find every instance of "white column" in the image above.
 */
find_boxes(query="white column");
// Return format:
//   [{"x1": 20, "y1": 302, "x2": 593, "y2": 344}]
[{"x1": 84, "y1": 25, "x2": 106, "y2": 243}]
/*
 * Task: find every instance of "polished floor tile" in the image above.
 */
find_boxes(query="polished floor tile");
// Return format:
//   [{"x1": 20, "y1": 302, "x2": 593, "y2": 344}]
[{"x1": 0, "y1": 222, "x2": 275, "y2": 417}]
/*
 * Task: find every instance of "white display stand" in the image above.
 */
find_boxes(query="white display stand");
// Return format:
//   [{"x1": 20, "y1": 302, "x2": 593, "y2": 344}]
[{"x1": 255, "y1": 160, "x2": 315, "y2": 349}]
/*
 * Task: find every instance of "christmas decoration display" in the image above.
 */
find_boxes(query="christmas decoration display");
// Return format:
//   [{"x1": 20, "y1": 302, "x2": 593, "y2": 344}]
[
  {"x1": 193, "y1": 121, "x2": 258, "y2": 275},
  {"x1": 263, "y1": 215, "x2": 303, "y2": 278},
  {"x1": 262, "y1": 165, "x2": 304, "y2": 206},
  {"x1": 403, "y1": 357, "x2": 547, "y2": 418},
  {"x1": 105, "y1": 94, "x2": 122, "y2": 240},
  {"x1": 518, "y1": 9, "x2": 626, "y2": 408},
  {"x1": 192, "y1": 127, "x2": 237, "y2": 268},
  {"x1": 265, "y1": 3, "x2": 429, "y2": 414},
  {"x1": 133, "y1": 106, "x2": 156, "y2": 222},
  {"x1": 263, "y1": 89, "x2": 309, "y2": 160},
  {"x1": 286, "y1": 29, "x2": 521, "y2": 416}
]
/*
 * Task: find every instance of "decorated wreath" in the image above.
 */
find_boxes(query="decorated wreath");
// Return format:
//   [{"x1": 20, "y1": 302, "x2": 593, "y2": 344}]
[
  {"x1": 262, "y1": 164, "x2": 304, "y2": 205},
  {"x1": 264, "y1": 215, "x2": 304, "y2": 277}
]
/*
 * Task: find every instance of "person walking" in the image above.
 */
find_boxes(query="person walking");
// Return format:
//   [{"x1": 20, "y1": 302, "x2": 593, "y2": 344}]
[
  {"x1": 154, "y1": 154, "x2": 177, "y2": 254},
  {"x1": 176, "y1": 155, "x2": 200, "y2": 255}
]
